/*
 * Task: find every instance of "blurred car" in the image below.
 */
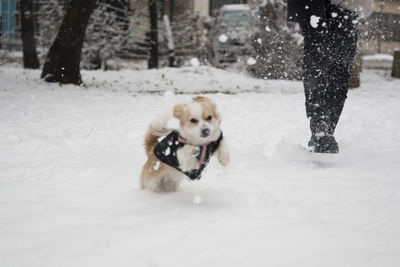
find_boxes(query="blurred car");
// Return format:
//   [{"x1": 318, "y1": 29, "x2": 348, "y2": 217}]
[{"x1": 210, "y1": 4, "x2": 255, "y2": 67}]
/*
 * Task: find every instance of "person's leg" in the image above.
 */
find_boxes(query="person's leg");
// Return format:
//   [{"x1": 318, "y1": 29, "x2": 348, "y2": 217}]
[
  {"x1": 325, "y1": 5, "x2": 359, "y2": 133},
  {"x1": 299, "y1": 18, "x2": 332, "y2": 137},
  {"x1": 298, "y1": 15, "x2": 341, "y2": 153},
  {"x1": 299, "y1": 5, "x2": 358, "y2": 153}
]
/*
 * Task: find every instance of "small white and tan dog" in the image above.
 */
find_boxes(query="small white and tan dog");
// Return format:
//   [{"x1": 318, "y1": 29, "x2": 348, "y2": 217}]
[{"x1": 140, "y1": 96, "x2": 229, "y2": 192}]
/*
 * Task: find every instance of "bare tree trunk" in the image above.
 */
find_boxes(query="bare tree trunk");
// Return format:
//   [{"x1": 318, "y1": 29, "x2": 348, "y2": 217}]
[
  {"x1": 392, "y1": 50, "x2": 400, "y2": 79},
  {"x1": 350, "y1": 50, "x2": 362, "y2": 89},
  {"x1": 163, "y1": 14, "x2": 175, "y2": 67},
  {"x1": 41, "y1": 0, "x2": 97, "y2": 85},
  {"x1": 20, "y1": 0, "x2": 40, "y2": 69},
  {"x1": 148, "y1": 0, "x2": 158, "y2": 69}
]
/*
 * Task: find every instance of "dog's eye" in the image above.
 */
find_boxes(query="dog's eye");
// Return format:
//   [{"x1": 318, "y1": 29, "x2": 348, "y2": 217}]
[
  {"x1": 206, "y1": 115, "x2": 212, "y2": 121},
  {"x1": 190, "y1": 118, "x2": 198, "y2": 124}
]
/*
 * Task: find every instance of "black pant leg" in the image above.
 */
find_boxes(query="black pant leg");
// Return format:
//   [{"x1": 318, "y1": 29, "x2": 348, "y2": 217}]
[
  {"x1": 299, "y1": 18, "x2": 331, "y2": 134},
  {"x1": 299, "y1": 5, "x2": 358, "y2": 136},
  {"x1": 325, "y1": 6, "x2": 359, "y2": 132}
]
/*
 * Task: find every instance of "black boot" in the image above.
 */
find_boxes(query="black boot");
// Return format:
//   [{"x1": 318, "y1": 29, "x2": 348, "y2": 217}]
[
  {"x1": 308, "y1": 119, "x2": 339, "y2": 153},
  {"x1": 313, "y1": 135, "x2": 339, "y2": 153}
]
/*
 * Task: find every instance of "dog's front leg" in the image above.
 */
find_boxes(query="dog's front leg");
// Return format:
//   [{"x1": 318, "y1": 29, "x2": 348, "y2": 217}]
[
  {"x1": 177, "y1": 145, "x2": 200, "y2": 172},
  {"x1": 216, "y1": 139, "x2": 229, "y2": 166}
]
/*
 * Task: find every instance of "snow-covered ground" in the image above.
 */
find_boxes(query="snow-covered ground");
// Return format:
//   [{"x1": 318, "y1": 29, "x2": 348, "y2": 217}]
[
  {"x1": 363, "y1": 53, "x2": 394, "y2": 70},
  {"x1": 1, "y1": 66, "x2": 400, "y2": 267}
]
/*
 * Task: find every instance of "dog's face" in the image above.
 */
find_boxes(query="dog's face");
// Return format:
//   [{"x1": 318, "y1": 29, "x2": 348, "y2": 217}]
[{"x1": 173, "y1": 96, "x2": 221, "y2": 145}]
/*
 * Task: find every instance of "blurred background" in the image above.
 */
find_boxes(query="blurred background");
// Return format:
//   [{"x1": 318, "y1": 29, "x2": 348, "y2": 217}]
[{"x1": 1, "y1": 0, "x2": 399, "y2": 81}]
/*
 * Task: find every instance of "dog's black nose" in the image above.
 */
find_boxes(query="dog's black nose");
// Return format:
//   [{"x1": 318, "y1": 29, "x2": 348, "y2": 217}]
[{"x1": 201, "y1": 128, "x2": 210, "y2": 137}]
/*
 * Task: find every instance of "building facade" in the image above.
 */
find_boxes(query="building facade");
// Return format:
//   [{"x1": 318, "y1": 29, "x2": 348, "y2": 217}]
[{"x1": 0, "y1": 0, "x2": 20, "y2": 49}]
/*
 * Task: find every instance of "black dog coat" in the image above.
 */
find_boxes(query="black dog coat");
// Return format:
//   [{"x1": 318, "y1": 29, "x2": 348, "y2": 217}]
[{"x1": 154, "y1": 131, "x2": 223, "y2": 180}]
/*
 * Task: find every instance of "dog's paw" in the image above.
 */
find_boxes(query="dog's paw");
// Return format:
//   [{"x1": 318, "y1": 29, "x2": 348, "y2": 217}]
[
  {"x1": 218, "y1": 152, "x2": 230, "y2": 167},
  {"x1": 217, "y1": 139, "x2": 229, "y2": 167},
  {"x1": 190, "y1": 146, "x2": 200, "y2": 157},
  {"x1": 180, "y1": 145, "x2": 200, "y2": 157},
  {"x1": 177, "y1": 145, "x2": 201, "y2": 172}
]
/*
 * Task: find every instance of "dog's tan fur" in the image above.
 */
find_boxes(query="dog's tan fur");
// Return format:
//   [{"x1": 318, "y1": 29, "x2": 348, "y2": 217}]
[{"x1": 140, "y1": 96, "x2": 229, "y2": 192}]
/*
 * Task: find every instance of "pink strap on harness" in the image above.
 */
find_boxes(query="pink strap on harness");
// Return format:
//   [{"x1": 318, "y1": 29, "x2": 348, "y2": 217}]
[{"x1": 178, "y1": 137, "x2": 210, "y2": 165}]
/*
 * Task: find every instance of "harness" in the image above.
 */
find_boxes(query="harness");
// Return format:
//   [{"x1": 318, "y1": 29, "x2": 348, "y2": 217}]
[{"x1": 154, "y1": 131, "x2": 223, "y2": 180}]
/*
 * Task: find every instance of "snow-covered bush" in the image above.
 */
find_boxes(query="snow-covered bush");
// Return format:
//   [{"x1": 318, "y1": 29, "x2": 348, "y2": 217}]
[
  {"x1": 247, "y1": 0, "x2": 303, "y2": 80},
  {"x1": 167, "y1": 13, "x2": 209, "y2": 66},
  {"x1": 82, "y1": 3, "x2": 127, "y2": 70},
  {"x1": 36, "y1": 0, "x2": 67, "y2": 60},
  {"x1": 36, "y1": 0, "x2": 130, "y2": 70},
  {"x1": 34, "y1": 0, "x2": 210, "y2": 69}
]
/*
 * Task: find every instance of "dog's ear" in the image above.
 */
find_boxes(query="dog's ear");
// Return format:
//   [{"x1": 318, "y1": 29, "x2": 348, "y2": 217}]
[
  {"x1": 194, "y1": 96, "x2": 219, "y2": 120},
  {"x1": 173, "y1": 104, "x2": 186, "y2": 120},
  {"x1": 193, "y1": 96, "x2": 210, "y2": 103},
  {"x1": 211, "y1": 102, "x2": 219, "y2": 120},
  {"x1": 193, "y1": 96, "x2": 216, "y2": 111}
]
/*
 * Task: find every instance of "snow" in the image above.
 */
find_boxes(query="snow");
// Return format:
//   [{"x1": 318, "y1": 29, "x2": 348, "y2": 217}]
[
  {"x1": 363, "y1": 54, "x2": 394, "y2": 61},
  {"x1": 218, "y1": 34, "x2": 228, "y2": 43},
  {"x1": 190, "y1": 58, "x2": 200, "y2": 67},
  {"x1": 154, "y1": 161, "x2": 160, "y2": 171},
  {"x1": 363, "y1": 54, "x2": 394, "y2": 70},
  {"x1": 310, "y1": 15, "x2": 320, "y2": 28},
  {"x1": 1, "y1": 66, "x2": 400, "y2": 266},
  {"x1": 220, "y1": 4, "x2": 250, "y2": 11},
  {"x1": 193, "y1": 195, "x2": 203, "y2": 204},
  {"x1": 247, "y1": 57, "x2": 257, "y2": 65}
]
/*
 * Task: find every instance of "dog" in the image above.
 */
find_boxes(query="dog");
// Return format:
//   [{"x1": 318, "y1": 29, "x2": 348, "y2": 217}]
[{"x1": 140, "y1": 96, "x2": 229, "y2": 192}]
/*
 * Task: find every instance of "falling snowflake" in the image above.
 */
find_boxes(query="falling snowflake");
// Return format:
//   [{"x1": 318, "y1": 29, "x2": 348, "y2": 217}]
[
  {"x1": 219, "y1": 34, "x2": 228, "y2": 43},
  {"x1": 193, "y1": 195, "x2": 203, "y2": 204},
  {"x1": 247, "y1": 57, "x2": 257, "y2": 65},
  {"x1": 164, "y1": 147, "x2": 170, "y2": 156},
  {"x1": 310, "y1": 15, "x2": 320, "y2": 28},
  {"x1": 190, "y1": 58, "x2": 200, "y2": 67},
  {"x1": 153, "y1": 161, "x2": 160, "y2": 171}
]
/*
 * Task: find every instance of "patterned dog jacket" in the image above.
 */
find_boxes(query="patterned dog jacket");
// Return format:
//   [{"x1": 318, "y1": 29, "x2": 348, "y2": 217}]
[{"x1": 154, "y1": 131, "x2": 223, "y2": 180}]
